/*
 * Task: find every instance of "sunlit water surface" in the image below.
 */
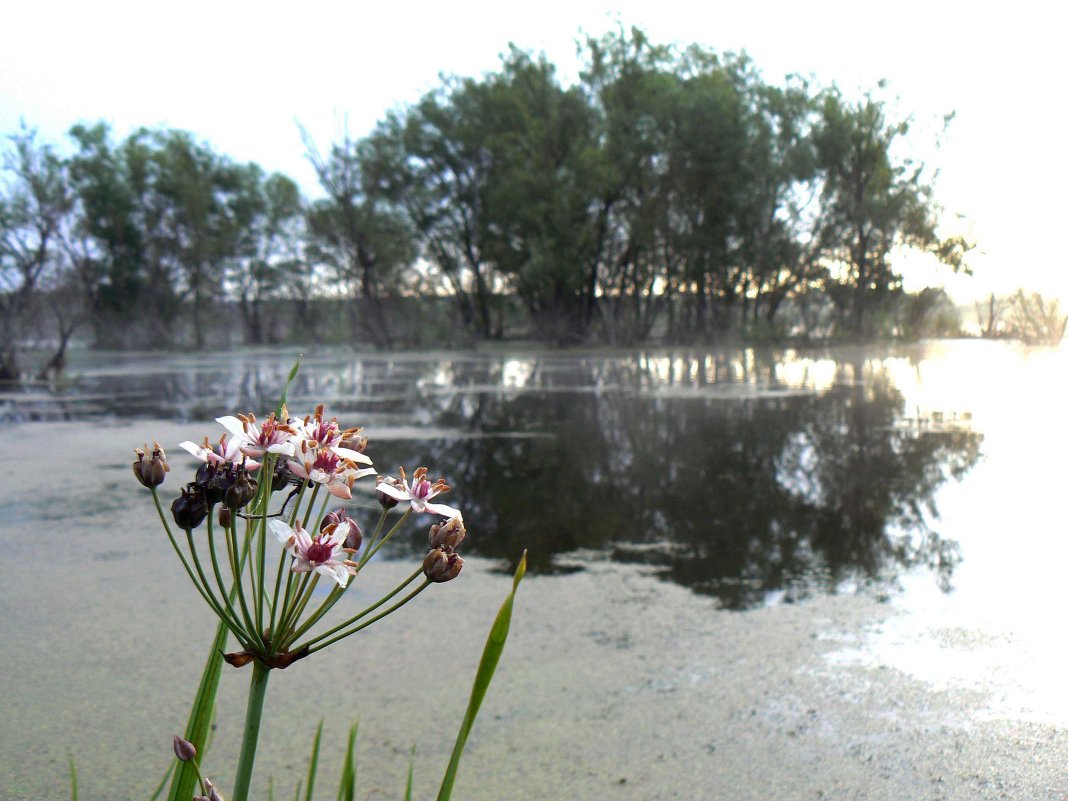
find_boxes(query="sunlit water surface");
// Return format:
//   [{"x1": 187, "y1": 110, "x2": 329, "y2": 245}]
[{"x1": 1, "y1": 339, "x2": 1065, "y2": 799}]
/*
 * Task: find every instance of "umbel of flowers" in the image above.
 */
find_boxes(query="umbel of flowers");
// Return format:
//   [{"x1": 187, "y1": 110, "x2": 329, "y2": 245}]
[{"x1": 133, "y1": 403, "x2": 467, "y2": 801}]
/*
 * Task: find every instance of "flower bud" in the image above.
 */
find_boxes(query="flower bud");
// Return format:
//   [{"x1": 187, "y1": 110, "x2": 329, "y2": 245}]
[
  {"x1": 203, "y1": 464, "x2": 235, "y2": 505},
  {"x1": 341, "y1": 432, "x2": 368, "y2": 454},
  {"x1": 133, "y1": 443, "x2": 169, "y2": 488},
  {"x1": 376, "y1": 476, "x2": 402, "y2": 509},
  {"x1": 322, "y1": 508, "x2": 362, "y2": 551},
  {"x1": 205, "y1": 779, "x2": 224, "y2": 801},
  {"x1": 271, "y1": 459, "x2": 291, "y2": 493},
  {"x1": 321, "y1": 507, "x2": 349, "y2": 530},
  {"x1": 173, "y1": 734, "x2": 196, "y2": 762},
  {"x1": 225, "y1": 468, "x2": 257, "y2": 510},
  {"x1": 196, "y1": 778, "x2": 225, "y2": 801},
  {"x1": 218, "y1": 506, "x2": 232, "y2": 528},
  {"x1": 429, "y1": 517, "x2": 466, "y2": 549},
  {"x1": 195, "y1": 460, "x2": 214, "y2": 487},
  {"x1": 343, "y1": 520, "x2": 363, "y2": 551},
  {"x1": 423, "y1": 546, "x2": 464, "y2": 583},
  {"x1": 171, "y1": 485, "x2": 209, "y2": 530}
]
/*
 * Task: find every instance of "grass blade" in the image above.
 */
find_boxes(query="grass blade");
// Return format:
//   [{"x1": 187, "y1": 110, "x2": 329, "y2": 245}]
[
  {"x1": 304, "y1": 719, "x2": 324, "y2": 801},
  {"x1": 68, "y1": 756, "x2": 77, "y2": 801},
  {"x1": 336, "y1": 722, "x2": 358, "y2": 801},
  {"x1": 403, "y1": 747, "x2": 415, "y2": 801},
  {"x1": 435, "y1": 551, "x2": 527, "y2": 801},
  {"x1": 277, "y1": 355, "x2": 302, "y2": 415},
  {"x1": 167, "y1": 618, "x2": 229, "y2": 801}
]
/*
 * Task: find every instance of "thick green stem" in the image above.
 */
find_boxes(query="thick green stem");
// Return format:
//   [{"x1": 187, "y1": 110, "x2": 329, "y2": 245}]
[{"x1": 231, "y1": 660, "x2": 271, "y2": 801}]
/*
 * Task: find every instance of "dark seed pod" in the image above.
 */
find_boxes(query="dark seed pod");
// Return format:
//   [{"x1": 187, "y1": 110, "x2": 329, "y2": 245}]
[
  {"x1": 225, "y1": 468, "x2": 257, "y2": 510},
  {"x1": 171, "y1": 484, "x2": 209, "y2": 530},
  {"x1": 271, "y1": 459, "x2": 291, "y2": 493},
  {"x1": 204, "y1": 465, "x2": 236, "y2": 505},
  {"x1": 195, "y1": 460, "x2": 215, "y2": 487}
]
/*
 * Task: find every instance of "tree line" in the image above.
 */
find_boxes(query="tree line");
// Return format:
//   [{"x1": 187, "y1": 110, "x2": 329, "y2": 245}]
[{"x1": 0, "y1": 27, "x2": 973, "y2": 379}]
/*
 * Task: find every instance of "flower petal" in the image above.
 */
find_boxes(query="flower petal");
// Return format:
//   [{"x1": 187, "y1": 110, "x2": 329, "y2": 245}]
[
  {"x1": 179, "y1": 440, "x2": 213, "y2": 462},
  {"x1": 376, "y1": 482, "x2": 410, "y2": 502},
  {"x1": 267, "y1": 441, "x2": 296, "y2": 457},
  {"x1": 287, "y1": 459, "x2": 310, "y2": 480},
  {"x1": 334, "y1": 446, "x2": 373, "y2": 465},
  {"x1": 316, "y1": 562, "x2": 348, "y2": 588},
  {"x1": 425, "y1": 501, "x2": 463, "y2": 520},
  {"x1": 293, "y1": 524, "x2": 313, "y2": 552},
  {"x1": 326, "y1": 481, "x2": 352, "y2": 500},
  {"x1": 268, "y1": 519, "x2": 294, "y2": 547},
  {"x1": 216, "y1": 416, "x2": 247, "y2": 439}
]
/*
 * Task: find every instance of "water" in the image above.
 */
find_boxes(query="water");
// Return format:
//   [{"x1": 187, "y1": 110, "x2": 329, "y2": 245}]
[
  {"x1": 0, "y1": 344, "x2": 983, "y2": 605},
  {"x1": 1, "y1": 340, "x2": 1065, "y2": 799}
]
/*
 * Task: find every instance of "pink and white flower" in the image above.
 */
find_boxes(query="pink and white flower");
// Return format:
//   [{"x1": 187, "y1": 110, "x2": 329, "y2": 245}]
[
  {"x1": 178, "y1": 434, "x2": 261, "y2": 470},
  {"x1": 268, "y1": 519, "x2": 357, "y2": 588},
  {"x1": 293, "y1": 405, "x2": 373, "y2": 469},
  {"x1": 217, "y1": 411, "x2": 298, "y2": 460},
  {"x1": 288, "y1": 441, "x2": 377, "y2": 499},
  {"x1": 375, "y1": 466, "x2": 462, "y2": 519}
]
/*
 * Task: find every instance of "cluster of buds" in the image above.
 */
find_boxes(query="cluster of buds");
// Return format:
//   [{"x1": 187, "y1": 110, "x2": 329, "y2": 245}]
[
  {"x1": 423, "y1": 517, "x2": 466, "y2": 582},
  {"x1": 172, "y1": 461, "x2": 257, "y2": 530},
  {"x1": 193, "y1": 782, "x2": 225, "y2": 801},
  {"x1": 195, "y1": 461, "x2": 258, "y2": 510}
]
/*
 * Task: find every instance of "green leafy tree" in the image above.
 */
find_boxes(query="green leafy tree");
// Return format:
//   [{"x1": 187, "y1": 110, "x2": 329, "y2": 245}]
[
  {"x1": 304, "y1": 127, "x2": 416, "y2": 348},
  {"x1": 224, "y1": 167, "x2": 305, "y2": 344},
  {"x1": 373, "y1": 78, "x2": 506, "y2": 340},
  {"x1": 811, "y1": 90, "x2": 970, "y2": 336},
  {"x1": 579, "y1": 27, "x2": 679, "y2": 344},
  {"x1": 0, "y1": 126, "x2": 73, "y2": 379},
  {"x1": 477, "y1": 48, "x2": 609, "y2": 344}
]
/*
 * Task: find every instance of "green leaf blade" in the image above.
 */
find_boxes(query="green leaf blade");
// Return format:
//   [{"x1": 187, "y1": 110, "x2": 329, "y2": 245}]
[{"x1": 436, "y1": 551, "x2": 526, "y2": 801}]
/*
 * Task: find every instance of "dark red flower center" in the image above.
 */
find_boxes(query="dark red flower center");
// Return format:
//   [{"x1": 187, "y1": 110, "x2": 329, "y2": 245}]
[
  {"x1": 312, "y1": 450, "x2": 341, "y2": 472},
  {"x1": 306, "y1": 539, "x2": 334, "y2": 564}
]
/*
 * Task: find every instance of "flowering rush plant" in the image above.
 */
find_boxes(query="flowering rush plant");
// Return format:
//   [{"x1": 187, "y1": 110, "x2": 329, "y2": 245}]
[{"x1": 133, "y1": 366, "x2": 524, "y2": 801}]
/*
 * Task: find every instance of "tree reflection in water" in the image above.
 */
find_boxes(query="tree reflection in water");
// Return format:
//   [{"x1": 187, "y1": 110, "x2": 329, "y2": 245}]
[{"x1": 372, "y1": 351, "x2": 982, "y2": 609}]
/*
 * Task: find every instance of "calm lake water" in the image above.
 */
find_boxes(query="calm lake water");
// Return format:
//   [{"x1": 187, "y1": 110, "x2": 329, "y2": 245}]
[{"x1": 2, "y1": 340, "x2": 1066, "y2": 799}]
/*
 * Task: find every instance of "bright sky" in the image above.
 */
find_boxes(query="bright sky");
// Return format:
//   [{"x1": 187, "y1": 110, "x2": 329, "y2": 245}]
[{"x1": 2, "y1": 0, "x2": 1062, "y2": 306}]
